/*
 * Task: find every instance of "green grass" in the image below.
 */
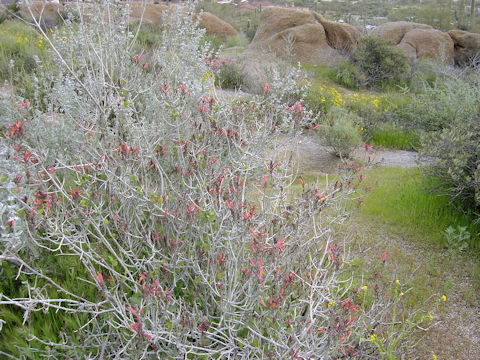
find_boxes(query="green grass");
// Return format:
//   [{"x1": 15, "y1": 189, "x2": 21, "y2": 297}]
[
  {"x1": 367, "y1": 122, "x2": 421, "y2": 151},
  {"x1": 0, "y1": 20, "x2": 49, "y2": 82},
  {"x1": 301, "y1": 63, "x2": 338, "y2": 87},
  {"x1": 0, "y1": 253, "x2": 97, "y2": 358},
  {"x1": 359, "y1": 167, "x2": 480, "y2": 249},
  {"x1": 130, "y1": 21, "x2": 162, "y2": 50}
]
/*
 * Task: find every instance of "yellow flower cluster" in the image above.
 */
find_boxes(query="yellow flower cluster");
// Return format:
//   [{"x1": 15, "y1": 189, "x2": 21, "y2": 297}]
[
  {"x1": 15, "y1": 33, "x2": 29, "y2": 45},
  {"x1": 345, "y1": 92, "x2": 396, "y2": 113},
  {"x1": 201, "y1": 72, "x2": 215, "y2": 84},
  {"x1": 35, "y1": 35, "x2": 44, "y2": 49},
  {"x1": 316, "y1": 85, "x2": 344, "y2": 108}
]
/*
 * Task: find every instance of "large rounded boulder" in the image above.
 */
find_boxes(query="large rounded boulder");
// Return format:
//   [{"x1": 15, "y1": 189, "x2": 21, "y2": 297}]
[
  {"x1": 397, "y1": 28, "x2": 454, "y2": 63},
  {"x1": 373, "y1": 21, "x2": 454, "y2": 63},
  {"x1": 247, "y1": 7, "x2": 360, "y2": 66},
  {"x1": 448, "y1": 30, "x2": 480, "y2": 66},
  {"x1": 371, "y1": 21, "x2": 432, "y2": 45}
]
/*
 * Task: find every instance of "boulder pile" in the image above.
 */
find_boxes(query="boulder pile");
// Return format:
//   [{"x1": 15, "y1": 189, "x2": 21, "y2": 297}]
[
  {"x1": 372, "y1": 21, "x2": 480, "y2": 65},
  {"x1": 247, "y1": 7, "x2": 360, "y2": 66},
  {"x1": 18, "y1": 1, "x2": 237, "y2": 39}
]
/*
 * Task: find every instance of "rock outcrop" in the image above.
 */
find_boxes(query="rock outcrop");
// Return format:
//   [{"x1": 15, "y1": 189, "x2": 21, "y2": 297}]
[
  {"x1": 248, "y1": 7, "x2": 360, "y2": 66},
  {"x1": 18, "y1": 2, "x2": 237, "y2": 39},
  {"x1": 372, "y1": 21, "x2": 432, "y2": 44},
  {"x1": 448, "y1": 29, "x2": 480, "y2": 65},
  {"x1": 397, "y1": 28, "x2": 454, "y2": 63},
  {"x1": 372, "y1": 21, "x2": 454, "y2": 64},
  {"x1": 373, "y1": 21, "x2": 454, "y2": 63},
  {"x1": 198, "y1": 12, "x2": 238, "y2": 38}
]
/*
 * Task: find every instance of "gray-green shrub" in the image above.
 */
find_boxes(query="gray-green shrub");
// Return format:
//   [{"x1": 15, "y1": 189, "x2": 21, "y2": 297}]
[{"x1": 321, "y1": 107, "x2": 362, "y2": 158}]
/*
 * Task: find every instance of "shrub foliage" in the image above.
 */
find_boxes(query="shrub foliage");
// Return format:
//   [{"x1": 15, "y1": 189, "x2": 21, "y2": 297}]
[{"x1": 0, "y1": 2, "x2": 437, "y2": 358}]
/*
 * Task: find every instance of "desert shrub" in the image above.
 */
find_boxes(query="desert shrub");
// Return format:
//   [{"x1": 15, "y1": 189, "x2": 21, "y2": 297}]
[
  {"x1": 395, "y1": 77, "x2": 480, "y2": 132},
  {"x1": 320, "y1": 107, "x2": 362, "y2": 158},
  {"x1": 344, "y1": 92, "x2": 399, "y2": 133},
  {"x1": 0, "y1": 20, "x2": 49, "y2": 81},
  {"x1": 421, "y1": 114, "x2": 480, "y2": 216},
  {"x1": 352, "y1": 35, "x2": 410, "y2": 88},
  {"x1": 0, "y1": 2, "x2": 437, "y2": 358},
  {"x1": 215, "y1": 60, "x2": 243, "y2": 89},
  {"x1": 335, "y1": 60, "x2": 365, "y2": 89}
]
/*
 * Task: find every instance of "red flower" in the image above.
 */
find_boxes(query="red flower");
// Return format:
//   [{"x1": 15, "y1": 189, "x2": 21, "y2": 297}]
[
  {"x1": 95, "y1": 272, "x2": 104, "y2": 285},
  {"x1": 16, "y1": 100, "x2": 28, "y2": 109}
]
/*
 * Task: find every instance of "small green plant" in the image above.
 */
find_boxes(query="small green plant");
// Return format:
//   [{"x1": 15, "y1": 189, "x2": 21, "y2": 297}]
[
  {"x1": 321, "y1": 107, "x2": 362, "y2": 158},
  {"x1": 444, "y1": 225, "x2": 470, "y2": 252}
]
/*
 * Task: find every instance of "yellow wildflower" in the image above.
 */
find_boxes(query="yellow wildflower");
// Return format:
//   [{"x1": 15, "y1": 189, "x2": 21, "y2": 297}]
[
  {"x1": 361, "y1": 286, "x2": 367, "y2": 290},
  {"x1": 395, "y1": 279, "x2": 400, "y2": 284},
  {"x1": 327, "y1": 302, "x2": 333, "y2": 308},
  {"x1": 441, "y1": 295, "x2": 446, "y2": 302},
  {"x1": 370, "y1": 334, "x2": 376, "y2": 342}
]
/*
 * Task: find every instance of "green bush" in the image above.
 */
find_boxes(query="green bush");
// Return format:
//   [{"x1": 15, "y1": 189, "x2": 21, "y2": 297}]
[
  {"x1": 320, "y1": 107, "x2": 362, "y2": 157},
  {"x1": 216, "y1": 61, "x2": 243, "y2": 89},
  {"x1": 304, "y1": 84, "x2": 344, "y2": 116},
  {"x1": 352, "y1": 35, "x2": 410, "y2": 88},
  {"x1": 421, "y1": 113, "x2": 480, "y2": 215},
  {"x1": 395, "y1": 77, "x2": 480, "y2": 131},
  {"x1": 200, "y1": 34, "x2": 221, "y2": 54},
  {"x1": 335, "y1": 61, "x2": 365, "y2": 89}
]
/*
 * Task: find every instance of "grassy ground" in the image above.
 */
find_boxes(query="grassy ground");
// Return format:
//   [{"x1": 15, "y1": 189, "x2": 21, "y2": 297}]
[{"x1": 340, "y1": 167, "x2": 480, "y2": 359}]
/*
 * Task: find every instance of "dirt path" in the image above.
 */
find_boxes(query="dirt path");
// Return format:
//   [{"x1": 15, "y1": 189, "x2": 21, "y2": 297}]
[{"x1": 281, "y1": 133, "x2": 422, "y2": 174}]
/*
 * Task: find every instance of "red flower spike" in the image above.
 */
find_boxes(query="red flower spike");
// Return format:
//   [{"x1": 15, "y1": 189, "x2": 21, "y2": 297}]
[
  {"x1": 16, "y1": 100, "x2": 28, "y2": 109},
  {"x1": 128, "y1": 306, "x2": 138, "y2": 317},
  {"x1": 95, "y1": 272, "x2": 103, "y2": 285},
  {"x1": 257, "y1": 267, "x2": 263, "y2": 281},
  {"x1": 275, "y1": 238, "x2": 284, "y2": 251}
]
